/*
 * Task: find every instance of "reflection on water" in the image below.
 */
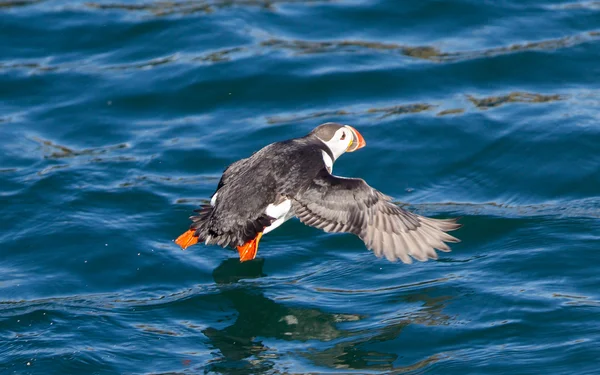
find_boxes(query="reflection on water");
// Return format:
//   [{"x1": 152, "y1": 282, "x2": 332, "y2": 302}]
[
  {"x1": 204, "y1": 259, "x2": 453, "y2": 373},
  {"x1": 205, "y1": 259, "x2": 359, "y2": 373}
]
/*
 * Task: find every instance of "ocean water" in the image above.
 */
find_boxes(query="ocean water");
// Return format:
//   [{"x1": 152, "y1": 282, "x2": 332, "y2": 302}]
[{"x1": 1, "y1": 0, "x2": 600, "y2": 374}]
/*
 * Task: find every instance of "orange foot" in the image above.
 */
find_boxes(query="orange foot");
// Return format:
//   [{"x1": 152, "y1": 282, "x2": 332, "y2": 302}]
[
  {"x1": 175, "y1": 229, "x2": 199, "y2": 250},
  {"x1": 237, "y1": 232, "x2": 263, "y2": 262}
]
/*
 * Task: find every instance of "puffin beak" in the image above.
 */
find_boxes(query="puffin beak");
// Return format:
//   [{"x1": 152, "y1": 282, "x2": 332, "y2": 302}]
[{"x1": 345, "y1": 125, "x2": 366, "y2": 152}]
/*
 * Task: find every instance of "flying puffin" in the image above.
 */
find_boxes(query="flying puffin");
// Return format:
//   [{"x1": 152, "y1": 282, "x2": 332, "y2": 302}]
[{"x1": 175, "y1": 123, "x2": 460, "y2": 263}]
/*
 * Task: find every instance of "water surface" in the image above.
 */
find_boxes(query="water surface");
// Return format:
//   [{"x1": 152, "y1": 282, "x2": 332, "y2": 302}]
[{"x1": 1, "y1": 0, "x2": 600, "y2": 374}]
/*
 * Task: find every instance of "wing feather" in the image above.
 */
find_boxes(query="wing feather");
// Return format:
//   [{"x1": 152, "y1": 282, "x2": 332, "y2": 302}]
[{"x1": 292, "y1": 169, "x2": 461, "y2": 264}]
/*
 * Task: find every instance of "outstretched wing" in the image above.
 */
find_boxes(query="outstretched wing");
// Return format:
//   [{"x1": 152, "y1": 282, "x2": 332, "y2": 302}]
[{"x1": 291, "y1": 169, "x2": 461, "y2": 263}]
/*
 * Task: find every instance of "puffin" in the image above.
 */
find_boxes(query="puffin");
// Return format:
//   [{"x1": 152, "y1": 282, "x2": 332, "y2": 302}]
[{"x1": 175, "y1": 123, "x2": 460, "y2": 263}]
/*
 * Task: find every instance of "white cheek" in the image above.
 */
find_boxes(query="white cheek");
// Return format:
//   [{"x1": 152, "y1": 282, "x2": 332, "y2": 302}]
[{"x1": 324, "y1": 133, "x2": 349, "y2": 160}]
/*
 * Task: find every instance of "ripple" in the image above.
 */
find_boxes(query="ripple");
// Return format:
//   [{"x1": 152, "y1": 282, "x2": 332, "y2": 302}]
[
  {"x1": 135, "y1": 324, "x2": 181, "y2": 336},
  {"x1": 118, "y1": 174, "x2": 214, "y2": 188},
  {"x1": 552, "y1": 293, "x2": 600, "y2": 307},
  {"x1": 106, "y1": 55, "x2": 179, "y2": 71},
  {"x1": 0, "y1": 61, "x2": 59, "y2": 72},
  {"x1": 266, "y1": 90, "x2": 565, "y2": 124},
  {"x1": 548, "y1": 1, "x2": 600, "y2": 10},
  {"x1": 261, "y1": 30, "x2": 600, "y2": 63},
  {"x1": 398, "y1": 198, "x2": 600, "y2": 220},
  {"x1": 314, "y1": 276, "x2": 458, "y2": 295},
  {"x1": 437, "y1": 108, "x2": 465, "y2": 116},
  {"x1": 193, "y1": 47, "x2": 247, "y2": 64},
  {"x1": 3, "y1": 29, "x2": 598, "y2": 77},
  {"x1": 31, "y1": 137, "x2": 130, "y2": 160},
  {"x1": 266, "y1": 109, "x2": 355, "y2": 124},
  {"x1": 266, "y1": 102, "x2": 438, "y2": 124},
  {"x1": 261, "y1": 38, "x2": 443, "y2": 61},
  {"x1": 467, "y1": 92, "x2": 565, "y2": 110},
  {"x1": 0, "y1": 0, "x2": 42, "y2": 9},
  {"x1": 84, "y1": 0, "x2": 337, "y2": 17},
  {"x1": 367, "y1": 103, "x2": 436, "y2": 119}
]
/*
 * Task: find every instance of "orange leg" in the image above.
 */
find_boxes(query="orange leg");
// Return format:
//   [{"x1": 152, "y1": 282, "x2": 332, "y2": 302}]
[
  {"x1": 175, "y1": 229, "x2": 199, "y2": 250},
  {"x1": 237, "y1": 232, "x2": 263, "y2": 262}
]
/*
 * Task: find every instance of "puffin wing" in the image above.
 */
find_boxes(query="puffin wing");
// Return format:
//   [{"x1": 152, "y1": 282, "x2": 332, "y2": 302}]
[{"x1": 291, "y1": 169, "x2": 461, "y2": 263}]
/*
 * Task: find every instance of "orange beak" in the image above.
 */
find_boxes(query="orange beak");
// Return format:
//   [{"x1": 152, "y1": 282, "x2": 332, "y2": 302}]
[{"x1": 345, "y1": 125, "x2": 366, "y2": 152}]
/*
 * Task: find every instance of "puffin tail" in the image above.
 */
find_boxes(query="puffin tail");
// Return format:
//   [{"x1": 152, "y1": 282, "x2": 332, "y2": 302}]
[
  {"x1": 175, "y1": 204, "x2": 213, "y2": 250},
  {"x1": 175, "y1": 205, "x2": 272, "y2": 256}
]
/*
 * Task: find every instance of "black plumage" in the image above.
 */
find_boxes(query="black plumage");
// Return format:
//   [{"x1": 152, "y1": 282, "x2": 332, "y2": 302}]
[
  {"x1": 189, "y1": 134, "x2": 330, "y2": 248},
  {"x1": 182, "y1": 123, "x2": 461, "y2": 263}
]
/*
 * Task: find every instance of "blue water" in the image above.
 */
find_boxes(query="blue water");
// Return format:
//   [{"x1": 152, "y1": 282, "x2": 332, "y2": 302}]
[{"x1": 2, "y1": 1, "x2": 600, "y2": 374}]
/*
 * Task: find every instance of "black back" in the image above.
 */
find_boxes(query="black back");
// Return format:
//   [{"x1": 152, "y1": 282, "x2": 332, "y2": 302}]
[{"x1": 189, "y1": 134, "x2": 331, "y2": 248}]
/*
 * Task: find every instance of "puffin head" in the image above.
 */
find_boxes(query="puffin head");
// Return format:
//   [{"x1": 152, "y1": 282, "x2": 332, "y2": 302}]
[{"x1": 310, "y1": 122, "x2": 366, "y2": 160}]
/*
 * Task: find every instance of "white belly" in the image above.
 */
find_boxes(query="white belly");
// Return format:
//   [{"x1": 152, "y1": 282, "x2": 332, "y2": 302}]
[
  {"x1": 213, "y1": 192, "x2": 293, "y2": 234},
  {"x1": 264, "y1": 199, "x2": 294, "y2": 234}
]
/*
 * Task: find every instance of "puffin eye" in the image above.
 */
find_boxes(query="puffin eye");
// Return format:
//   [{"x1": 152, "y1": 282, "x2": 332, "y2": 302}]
[{"x1": 340, "y1": 132, "x2": 346, "y2": 140}]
